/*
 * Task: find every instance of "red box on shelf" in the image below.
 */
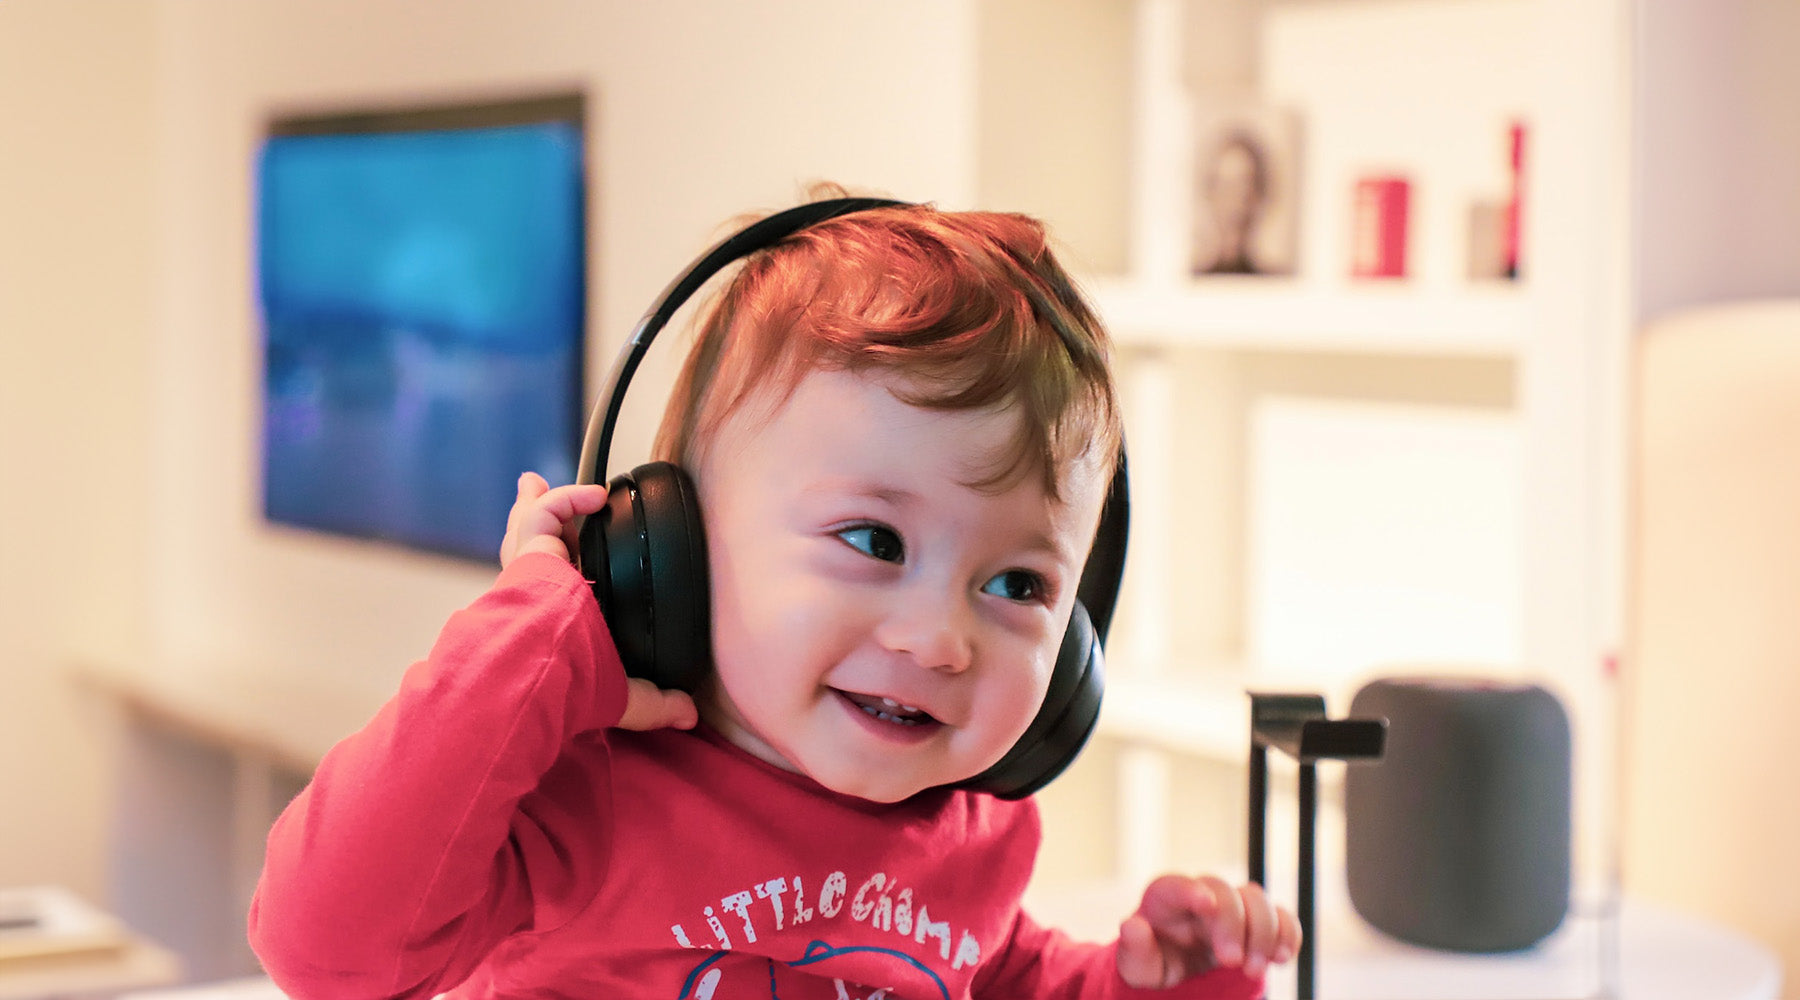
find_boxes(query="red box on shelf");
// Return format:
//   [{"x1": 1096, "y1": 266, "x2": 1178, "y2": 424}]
[
  {"x1": 1351, "y1": 176, "x2": 1410, "y2": 279},
  {"x1": 1505, "y1": 122, "x2": 1526, "y2": 278}
]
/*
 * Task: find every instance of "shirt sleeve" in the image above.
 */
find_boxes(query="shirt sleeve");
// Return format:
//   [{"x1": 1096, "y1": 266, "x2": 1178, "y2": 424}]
[
  {"x1": 248, "y1": 553, "x2": 631, "y2": 1000},
  {"x1": 974, "y1": 907, "x2": 1266, "y2": 1000}
]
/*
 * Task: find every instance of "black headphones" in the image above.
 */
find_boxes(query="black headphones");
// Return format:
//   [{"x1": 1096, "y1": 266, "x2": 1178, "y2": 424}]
[{"x1": 573, "y1": 197, "x2": 1128, "y2": 799}]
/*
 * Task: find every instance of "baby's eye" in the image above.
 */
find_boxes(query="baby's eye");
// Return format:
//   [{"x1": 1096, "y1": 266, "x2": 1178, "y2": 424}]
[
  {"x1": 982, "y1": 569, "x2": 1046, "y2": 604},
  {"x1": 837, "y1": 525, "x2": 904, "y2": 563}
]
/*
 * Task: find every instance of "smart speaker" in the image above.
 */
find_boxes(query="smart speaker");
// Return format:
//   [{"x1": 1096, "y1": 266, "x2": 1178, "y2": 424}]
[{"x1": 1344, "y1": 676, "x2": 1571, "y2": 952}]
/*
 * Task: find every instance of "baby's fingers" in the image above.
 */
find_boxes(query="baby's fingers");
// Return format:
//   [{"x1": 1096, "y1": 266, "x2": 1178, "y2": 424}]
[
  {"x1": 1274, "y1": 903, "x2": 1301, "y2": 965},
  {"x1": 500, "y1": 476, "x2": 606, "y2": 567},
  {"x1": 1235, "y1": 882, "x2": 1280, "y2": 978},
  {"x1": 502, "y1": 474, "x2": 547, "y2": 562},
  {"x1": 533, "y1": 481, "x2": 608, "y2": 524},
  {"x1": 616, "y1": 677, "x2": 699, "y2": 732},
  {"x1": 1139, "y1": 874, "x2": 1222, "y2": 948},
  {"x1": 1127, "y1": 875, "x2": 1298, "y2": 985},
  {"x1": 1115, "y1": 913, "x2": 1173, "y2": 989},
  {"x1": 1192, "y1": 875, "x2": 1245, "y2": 969}
]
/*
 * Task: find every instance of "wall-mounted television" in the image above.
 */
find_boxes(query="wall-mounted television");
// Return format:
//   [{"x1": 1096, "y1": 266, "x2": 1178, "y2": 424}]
[{"x1": 256, "y1": 94, "x2": 586, "y2": 563}]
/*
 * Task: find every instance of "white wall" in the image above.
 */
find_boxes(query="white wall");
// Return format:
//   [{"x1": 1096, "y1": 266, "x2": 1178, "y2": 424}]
[
  {"x1": 976, "y1": 0, "x2": 1133, "y2": 274},
  {"x1": 0, "y1": 0, "x2": 159, "y2": 899},
  {"x1": 1634, "y1": 0, "x2": 1800, "y2": 320},
  {"x1": 1, "y1": 0, "x2": 989, "y2": 902},
  {"x1": 144, "y1": 0, "x2": 981, "y2": 739}
]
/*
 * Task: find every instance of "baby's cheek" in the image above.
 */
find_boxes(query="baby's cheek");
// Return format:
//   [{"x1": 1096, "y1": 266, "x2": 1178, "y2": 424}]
[{"x1": 995, "y1": 663, "x2": 1054, "y2": 743}]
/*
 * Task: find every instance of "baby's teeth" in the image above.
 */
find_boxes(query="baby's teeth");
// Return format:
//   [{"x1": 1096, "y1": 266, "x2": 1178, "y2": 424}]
[
  {"x1": 880, "y1": 697, "x2": 923, "y2": 714},
  {"x1": 882, "y1": 697, "x2": 899, "y2": 708}
]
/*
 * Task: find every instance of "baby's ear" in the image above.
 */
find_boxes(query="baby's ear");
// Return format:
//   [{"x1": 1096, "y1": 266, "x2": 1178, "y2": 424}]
[{"x1": 1067, "y1": 452, "x2": 1127, "y2": 645}]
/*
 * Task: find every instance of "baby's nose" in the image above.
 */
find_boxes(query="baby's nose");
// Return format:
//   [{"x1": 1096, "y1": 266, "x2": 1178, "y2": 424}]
[{"x1": 874, "y1": 585, "x2": 974, "y2": 673}]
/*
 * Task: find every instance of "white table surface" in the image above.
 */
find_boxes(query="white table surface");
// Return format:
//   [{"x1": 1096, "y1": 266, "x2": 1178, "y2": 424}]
[
  {"x1": 1288, "y1": 897, "x2": 1780, "y2": 1000},
  {"x1": 0, "y1": 936, "x2": 182, "y2": 1000},
  {"x1": 1026, "y1": 881, "x2": 1781, "y2": 1000}
]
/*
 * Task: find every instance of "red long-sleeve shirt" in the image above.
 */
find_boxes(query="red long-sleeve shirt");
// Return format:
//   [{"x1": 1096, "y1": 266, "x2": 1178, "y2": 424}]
[{"x1": 249, "y1": 552, "x2": 1261, "y2": 1000}]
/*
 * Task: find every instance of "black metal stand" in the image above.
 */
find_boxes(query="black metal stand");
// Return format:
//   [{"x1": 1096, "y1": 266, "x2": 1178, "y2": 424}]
[{"x1": 1248, "y1": 693, "x2": 1387, "y2": 1000}]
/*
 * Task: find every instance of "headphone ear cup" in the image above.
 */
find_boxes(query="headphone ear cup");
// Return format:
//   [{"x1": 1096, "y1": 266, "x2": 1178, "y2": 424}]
[
  {"x1": 579, "y1": 461, "x2": 712, "y2": 693},
  {"x1": 963, "y1": 600, "x2": 1105, "y2": 800},
  {"x1": 632, "y1": 461, "x2": 713, "y2": 692}
]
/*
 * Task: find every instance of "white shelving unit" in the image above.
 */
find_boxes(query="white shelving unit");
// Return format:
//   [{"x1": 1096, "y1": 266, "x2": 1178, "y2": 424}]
[
  {"x1": 1089, "y1": 277, "x2": 1528, "y2": 356},
  {"x1": 1033, "y1": 0, "x2": 1632, "y2": 929}
]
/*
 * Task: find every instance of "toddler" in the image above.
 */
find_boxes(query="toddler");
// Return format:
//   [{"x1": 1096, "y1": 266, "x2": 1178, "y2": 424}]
[{"x1": 249, "y1": 195, "x2": 1298, "y2": 998}]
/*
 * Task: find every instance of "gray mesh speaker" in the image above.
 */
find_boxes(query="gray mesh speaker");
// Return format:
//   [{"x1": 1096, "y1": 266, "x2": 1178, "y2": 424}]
[{"x1": 1344, "y1": 677, "x2": 1571, "y2": 952}]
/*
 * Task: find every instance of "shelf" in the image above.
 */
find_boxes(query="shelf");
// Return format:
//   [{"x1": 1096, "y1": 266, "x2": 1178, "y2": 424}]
[
  {"x1": 1097, "y1": 667, "x2": 1254, "y2": 761},
  {"x1": 1085, "y1": 276, "x2": 1529, "y2": 358},
  {"x1": 1097, "y1": 659, "x2": 1399, "y2": 766},
  {"x1": 70, "y1": 656, "x2": 381, "y2": 775}
]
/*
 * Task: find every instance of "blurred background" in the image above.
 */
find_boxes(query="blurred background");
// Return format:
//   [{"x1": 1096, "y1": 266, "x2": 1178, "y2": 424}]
[{"x1": 2, "y1": 0, "x2": 1798, "y2": 995}]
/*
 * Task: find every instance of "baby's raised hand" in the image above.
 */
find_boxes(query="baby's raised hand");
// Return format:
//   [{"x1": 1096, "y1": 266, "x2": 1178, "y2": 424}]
[
  {"x1": 499, "y1": 472, "x2": 698, "y2": 733},
  {"x1": 499, "y1": 471, "x2": 608, "y2": 568},
  {"x1": 1115, "y1": 875, "x2": 1300, "y2": 989}
]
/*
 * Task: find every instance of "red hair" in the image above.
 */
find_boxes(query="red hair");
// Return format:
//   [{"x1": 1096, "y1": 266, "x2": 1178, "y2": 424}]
[{"x1": 652, "y1": 197, "x2": 1120, "y2": 501}]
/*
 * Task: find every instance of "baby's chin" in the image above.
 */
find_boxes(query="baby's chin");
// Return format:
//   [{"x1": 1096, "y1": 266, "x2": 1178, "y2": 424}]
[
  {"x1": 701, "y1": 693, "x2": 997, "y2": 802},
  {"x1": 809, "y1": 769, "x2": 946, "y2": 804},
  {"x1": 796, "y1": 751, "x2": 985, "y2": 804},
  {"x1": 703, "y1": 710, "x2": 959, "y2": 801}
]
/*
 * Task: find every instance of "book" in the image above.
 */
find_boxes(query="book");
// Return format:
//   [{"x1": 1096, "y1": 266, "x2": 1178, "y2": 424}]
[
  {"x1": 0, "y1": 885, "x2": 131, "y2": 962},
  {"x1": 117, "y1": 976, "x2": 290, "y2": 1000}
]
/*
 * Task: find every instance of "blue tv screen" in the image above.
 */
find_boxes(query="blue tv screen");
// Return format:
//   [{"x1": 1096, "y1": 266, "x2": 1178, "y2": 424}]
[{"x1": 257, "y1": 96, "x2": 585, "y2": 563}]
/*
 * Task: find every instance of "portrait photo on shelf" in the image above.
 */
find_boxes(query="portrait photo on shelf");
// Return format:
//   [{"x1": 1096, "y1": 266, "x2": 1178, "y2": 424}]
[{"x1": 1189, "y1": 102, "x2": 1302, "y2": 279}]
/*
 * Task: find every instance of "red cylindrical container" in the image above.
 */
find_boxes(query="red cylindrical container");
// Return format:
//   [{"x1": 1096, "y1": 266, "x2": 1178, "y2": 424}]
[{"x1": 1351, "y1": 176, "x2": 1410, "y2": 279}]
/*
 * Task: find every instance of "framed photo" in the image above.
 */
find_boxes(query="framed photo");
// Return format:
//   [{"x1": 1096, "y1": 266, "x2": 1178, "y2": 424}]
[{"x1": 1190, "y1": 103, "x2": 1302, "y2": 277}]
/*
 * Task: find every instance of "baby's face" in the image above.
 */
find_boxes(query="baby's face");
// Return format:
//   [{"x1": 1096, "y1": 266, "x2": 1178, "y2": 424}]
[{"x1": 694, "y1": 367, "x2": 1108, "y2": 802}]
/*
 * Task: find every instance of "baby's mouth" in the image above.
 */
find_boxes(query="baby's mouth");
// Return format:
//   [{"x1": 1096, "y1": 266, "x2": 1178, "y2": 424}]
[{"x1": 836, "y1": 690, "x2": 940, "y2": 727}]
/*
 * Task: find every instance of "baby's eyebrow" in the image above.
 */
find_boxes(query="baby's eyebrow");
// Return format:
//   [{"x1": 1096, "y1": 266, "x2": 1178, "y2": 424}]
[
  {"x1": 1016, "y1": 531, "x2": 1078, "y2": 565},
  {"x1": 800, "y1": 479, "x2": 919, "y2": 508}
]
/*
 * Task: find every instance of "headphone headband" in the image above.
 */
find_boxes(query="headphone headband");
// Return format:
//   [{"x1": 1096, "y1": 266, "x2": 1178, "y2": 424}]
[
  {"x1": 576, "y1": 197, "x2": 907, "y2": 492},
  {"x1": 574, "y1": 196, "x2": 1128, "y2": 644}
]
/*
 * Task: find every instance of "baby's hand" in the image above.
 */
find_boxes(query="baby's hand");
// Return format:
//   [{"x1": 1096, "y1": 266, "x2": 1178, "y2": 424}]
[
  {"x1": 1115, "y1": 875, "x2": 1300, "y2": 989},
  {"x1": 499, "y1": 472, "x2": 607, "y2": 568},
  {"x1": 499, "y1": 473, "x2": 699, "y2": 733}
]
